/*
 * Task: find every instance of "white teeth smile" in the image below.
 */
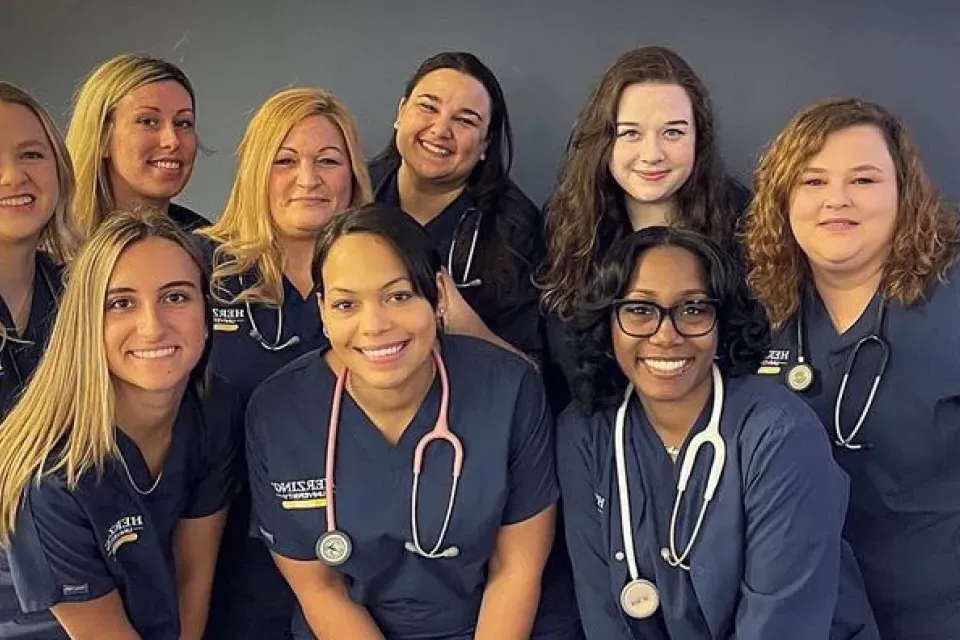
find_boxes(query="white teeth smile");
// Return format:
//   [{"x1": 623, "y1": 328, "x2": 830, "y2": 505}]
[
  {"x1": 419, "y1": 140, "x2": 452, "y2": 156},
  {"x1": 131, "y1": 347, "x2": 177, "y2": 359},
  {"x1": 361, "y1": 343, "x2": 405, "y2": 358},
  {"x1": 642, "y1": 359, "x2": 690, "y2": 373},
  {"x1": 0, "y1": 195, "x2": 35, "y2": 206},
  {"x1": 150, "y1": 160, "x2": 181, "y2": 170}
]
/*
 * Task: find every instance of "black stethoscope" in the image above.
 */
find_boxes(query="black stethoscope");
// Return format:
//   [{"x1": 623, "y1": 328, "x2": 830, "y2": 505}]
[
  {"x1": 238, "y1": 275, "x2": 301, "y2": 352},
  {"x1": 0, "y1": 262, "x2": 57, "y2": 384},
  {"x1": 789, "y1": 299, "x2": 890, "y2": 450}
]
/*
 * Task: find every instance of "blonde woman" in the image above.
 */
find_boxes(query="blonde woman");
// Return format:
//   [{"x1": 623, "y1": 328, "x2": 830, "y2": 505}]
[
  {"x1": 0, "y1": 82, "x2": 82, "y2": 640},
  {"x1": 197, "y1": 87, "x2": 370, "y2": 640},
  {"x1": 66, "y1": 53, "x2": 207, "y2": 237},
  {"x1": 0, "y1": 211, "x2": 240, "y2": 640},
  {"x1": 744, "y1": 98, "x2": 960, "y2": 640}
]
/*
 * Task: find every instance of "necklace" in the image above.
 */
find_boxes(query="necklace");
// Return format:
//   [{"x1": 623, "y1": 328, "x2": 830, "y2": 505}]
[
  {"x1": 665, "y1": 444, "x2": 681, "y2": 462},
  {"x1": 117, "y1": 449, "x2": 163, "y2": 496}
]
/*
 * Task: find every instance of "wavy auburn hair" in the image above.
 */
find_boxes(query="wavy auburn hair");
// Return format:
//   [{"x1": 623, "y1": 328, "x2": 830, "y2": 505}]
[{"x1": 744, "y1": 97, "x2": 960, "y2": 329}]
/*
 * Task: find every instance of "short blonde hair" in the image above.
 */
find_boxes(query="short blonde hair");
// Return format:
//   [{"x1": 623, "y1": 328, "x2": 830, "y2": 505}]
[
  {"x1": 743, "y1": 97, "x2": 960, "y2": 329},
  {"x1": 0, "y1": 209, "x2": 208, "y2": 544},
  {"x1": 65, "y1": 53, "x2": 196, "y2": 237},
  {"x1": 198, "y1": 87, "x2": 372, "y2": 306}
]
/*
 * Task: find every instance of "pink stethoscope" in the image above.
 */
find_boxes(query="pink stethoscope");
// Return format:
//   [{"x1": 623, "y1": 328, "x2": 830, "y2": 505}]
[{"x1": 315, "y1": 348, "x2": 465, "y2": 566}]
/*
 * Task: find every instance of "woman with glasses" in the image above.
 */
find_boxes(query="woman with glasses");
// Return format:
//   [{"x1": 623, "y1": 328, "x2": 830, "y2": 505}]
[{"x1": 556, "y1": 226, "x2": 878, "y2": 639}]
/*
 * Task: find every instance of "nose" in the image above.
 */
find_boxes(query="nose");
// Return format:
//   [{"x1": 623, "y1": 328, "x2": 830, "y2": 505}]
[
  {"x1": 359, "y1": 302, "x2": 392, "y2": 336},
  {"x1": 0, "y1": 156, "x2": 27, "y2": 188},
  {"x1": 823, "y1": 182, "x2": 852, "y2": 210},
  {"x1": 297, "y1": 159, "x2": 323, "y2": 189},
  {"x1": 158, "y1": 122, "x2": 181, "y2": 151},
  {"x1": 136, "y1": 301, "x2": 166, "y2": 340},
  {"x1": 647, "y1": 310, "x2": 683, "y2": 347},
  {"x1": 639, "y1": 134, "x2": 665, "y2": 165}
]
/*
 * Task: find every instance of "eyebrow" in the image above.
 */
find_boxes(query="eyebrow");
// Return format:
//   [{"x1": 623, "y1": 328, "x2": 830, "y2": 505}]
[
  {"x1": 803, "y1": 164, "x2": 885, "y2": 174},
  {"x1": 15, "y1": 139, "x2": 49, "y2": 150},
  {"x1": 328, "y1": 277, "x2": 410, "y2": 295},
  {"x1": 615, "y1": 119, "x2": 691, "y2": 128},
  {"x1": 132, "y1": 106, "x2": 195, "y2": 116},
  {"x1": 278, "y1": 145, "x2": 345, "y2": 155},
  {"x1": 106, "y1": 280, "x2": 199, "y2": 295},
  {"x1": 416, "y1": 93, "x2": 484, "y2": 121},
  {"x1": 625, "y1": 288, "x2": 709, "y2": 298}
]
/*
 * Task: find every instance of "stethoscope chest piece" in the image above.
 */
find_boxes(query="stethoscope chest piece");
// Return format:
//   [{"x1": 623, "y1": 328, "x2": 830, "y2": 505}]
[
  {"x1": 786, "y1": 362, "x2": 814, "y2": 392},
  {"x1": 316, "y1": 529, "x2": 353, "y2": 567},
  {"x1": 620, "y1": 578, "x2": 660, "y2": 619}
]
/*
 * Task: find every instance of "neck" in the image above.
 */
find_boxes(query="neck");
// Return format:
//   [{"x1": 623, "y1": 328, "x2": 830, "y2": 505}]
[
  {"x1": 626, "y1": 197, "x2": 674, "y2": 232},
  {"x1": 113, "y1": 380, "x2": 187, "y2": 472},
  {"x1": 279, "y1": 235, "x2": 317, "y2": 299},
  {"x1": 111, "y1": 181, "x2": 169, "y2": 216},
  {"x1": 344, "y1": 355, "x2": 436, "y2": 444},
  {"x1": 0, "y1": 240, "x2": 38, "y2": 333},
  {"x1": 812, "y1": 263, "x2": 884, "y2": 334},
  {"x1": 637, "y1": 372, "x2": 713, "y2": 450},
  {"x1": 397, "y1": 163, "x2": 465, "y2": 225}
]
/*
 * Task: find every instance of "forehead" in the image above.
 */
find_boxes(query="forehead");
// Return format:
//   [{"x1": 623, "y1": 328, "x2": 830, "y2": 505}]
[
  {"x1": 0, "y1": 101, "x2": 48, "y2": 146},
  {"x1": 279, "y1": 114, "x2": 346, "y2": 151},
  {"x1": 322, "y1": 233, "x2": 410, "y2": 290},
  {"x1": 411, "y1": 68, "x2": 491, "y2": 115},
  {"x1": 616, "y1": 82, "x2": 693, "y2": 123},
  {"x1": 628, "y1": 245, "x2": 707, "y2": 292},
  {"x1": 804, "y1": 124, "x2": 894, "y2": 169},
  {"x1": 108, "y1": 236, "x2": 200, "y2": 287},
  {"x1": 115, "y1": 80, "x2": 193, "y2": 113}
]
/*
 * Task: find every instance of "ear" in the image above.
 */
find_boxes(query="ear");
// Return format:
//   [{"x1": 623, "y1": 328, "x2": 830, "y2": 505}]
[
  {"x1": 316, "y1": 292, "x2": 325, "y2": 323},
  {"x1": 435, "y1": 271, "x2": 449, "y2": 317},
  {"x1": 479, "y1": 136, "x2": 490, "y2": 160},
  {"x1": 395, "y1": 97, "x2": 407, "y2": 130}
]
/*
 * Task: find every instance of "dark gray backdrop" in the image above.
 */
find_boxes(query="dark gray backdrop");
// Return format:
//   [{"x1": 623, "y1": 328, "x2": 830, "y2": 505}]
[{"x1": 3, "y1": 0, "x2": 958, "y2": 218}]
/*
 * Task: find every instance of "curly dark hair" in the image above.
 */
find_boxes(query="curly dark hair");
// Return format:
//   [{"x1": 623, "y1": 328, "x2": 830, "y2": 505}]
[{"x1": 570, "y1": 226, "x2": 769, "y2": 412}]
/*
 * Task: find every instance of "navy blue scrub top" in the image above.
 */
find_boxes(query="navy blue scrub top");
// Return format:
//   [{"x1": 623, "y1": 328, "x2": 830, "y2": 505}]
[
  {"x1": 204, "y1": 259, "x2": 328, "y2": 639},
  {"x1": 168, "y1": 202, "x2": 209, "y2": 233},
  {"x1": 372, "y1": 164, "x2": 546, "y2": 362},
  {"x1": 247, "y1": 335, "x2": 580, "y2": 640},
  {"x1": 0, "y1": 253, "x2": 64, "y2": 639},
  {"x1": 556, "y1": 375, "x2": 879, "y2": 640},
  {"x1": 6, "y1": 377, "x2": 241, "y2": 640},
  {"x1": 760, "y1": 263, "x2": 960, "y2": 640}
]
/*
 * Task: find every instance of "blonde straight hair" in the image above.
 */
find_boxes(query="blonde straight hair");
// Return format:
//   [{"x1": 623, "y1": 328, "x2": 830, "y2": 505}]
[
  {"x1": 0, "y1": 210, "x2": 207, "y2": 545},
  {"x1": 0, "y1": 82, "x2": 82, "y2": 262},
  {"x1": 197, "y1": 87, "x2": 372, "y2": 306},
  {"x1": 65, "y1": 54, "x2": 196, "y2": 237}
]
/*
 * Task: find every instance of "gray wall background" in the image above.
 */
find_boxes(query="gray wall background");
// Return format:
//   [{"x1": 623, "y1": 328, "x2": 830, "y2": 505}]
[{"x1": 3, "y1": 0, "x2": 959, "y2": 218}]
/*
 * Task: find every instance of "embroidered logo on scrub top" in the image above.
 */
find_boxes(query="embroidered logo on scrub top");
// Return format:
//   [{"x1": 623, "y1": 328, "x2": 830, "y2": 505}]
[
  {"x1": 104, "y1": 515, "x2": 145, "y2": 556},
  {"x1": 757, "y1": 349, "x2": 791, "y2": 375},
  {"x1": 212, "y1": 307, "x2": 247, "y2": 332},
  {"x1": 272, "y1": 477, "x2": 328, "y2": 510},
  {"x1": 595, "y1": 493, "x2": 607, "y2": 514}
]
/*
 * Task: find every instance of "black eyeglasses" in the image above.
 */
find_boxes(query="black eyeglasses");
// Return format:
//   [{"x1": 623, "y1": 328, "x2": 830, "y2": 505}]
[{"x1": 612, "y1": 298, "x2": 719, "y2": 338}]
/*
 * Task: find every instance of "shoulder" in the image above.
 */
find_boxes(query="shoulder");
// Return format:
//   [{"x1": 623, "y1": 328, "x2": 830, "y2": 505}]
[
  {"x1": 556, "y1": 401, "x2": 614, "y2": 472},
  {"x1": 249, "y1": 347, "x2": 329, "y2": 414},
  {"x1": 168, "y1": 202, "x2": 211, "y2": 233},
  {"x1": 724, "y1": 176, "x2": 752, "y2": 215},
  {"x1": 367, "y1": 155, "x2": 398, "y2": 194},
  {"x1": 442, "y1": 334, "x2": 535, "y2": 382},
  {"x1": 488, "y1": 179, "x2": 544, "y2": 241}
]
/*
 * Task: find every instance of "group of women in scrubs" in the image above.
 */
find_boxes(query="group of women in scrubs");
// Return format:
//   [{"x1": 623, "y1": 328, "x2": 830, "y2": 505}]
[{"x1": 0, "y1": 37, "x2": 956, "y2": 640}]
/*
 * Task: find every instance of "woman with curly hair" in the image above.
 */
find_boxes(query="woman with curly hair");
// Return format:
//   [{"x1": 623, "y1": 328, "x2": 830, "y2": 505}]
[
  {"x1": 557, "y1": 226, "x2": 878, "y2": 639},
  {"x1": 743, "y1": 98, "x2": 960, "y2": 640},
  {"x1": 539, "y1": 46, "x2": 751, "y2": 409}
]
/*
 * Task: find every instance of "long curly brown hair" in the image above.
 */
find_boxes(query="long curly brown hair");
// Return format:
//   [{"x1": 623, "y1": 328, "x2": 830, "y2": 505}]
[
  {"x1": 539, "y1": 46, "x2": 742, "y2": 318},
  {"x1": 743, "y1": 97, "x2": 960, "y2": 330}
]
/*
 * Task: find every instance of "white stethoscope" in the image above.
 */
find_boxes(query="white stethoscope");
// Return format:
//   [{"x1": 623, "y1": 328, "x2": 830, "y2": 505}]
[
  {"x1": 447, "y1": 206, "x2": 483, "y2": 289},
  {"x1": 315, "y1": 348, "x2": 464, "y2": 567},
  {"x1": 238, "y1": 275, "x2": 301, "y2": 352},
  {"x1": 789, "y1": 299, "x2": 889, "y2": 450},
  {"x1": 614, "y1": 364, "x2": 726, "y2": 619},
  {"x1": 0, "y1": 263, "x2": 57, "y2": 382}
]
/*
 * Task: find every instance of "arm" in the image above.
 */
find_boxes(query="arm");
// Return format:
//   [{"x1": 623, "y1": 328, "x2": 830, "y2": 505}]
[
  {"x1": 173, "y1": 508, "x2": 228, "y2": 640},
  {"x1": 555, "y1": 408, "x2": 632, "y2": 639},
  {"x1": 51, "y1": 592, "x2": 142, "y2": 640},
  {"x1": 734, "y1": 402, "x2": 849, "y2": 639},
  {"x1": 272, "y1": 553, "x2": 384, "y2": 640},
  {"x1": 439, "y1": 270, "x2": 539, "y2": 370},
  {"x1": 474, "y1": 506, "x2": 555, "y2": 640}
]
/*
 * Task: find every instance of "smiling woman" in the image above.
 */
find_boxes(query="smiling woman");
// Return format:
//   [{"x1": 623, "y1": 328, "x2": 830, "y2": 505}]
[
  {"x1": 0, "y1": 210, "x2": 241, "y2": 640},
  {"x1": 66, "y1": 54, "x2": 208, "y2": 237}
]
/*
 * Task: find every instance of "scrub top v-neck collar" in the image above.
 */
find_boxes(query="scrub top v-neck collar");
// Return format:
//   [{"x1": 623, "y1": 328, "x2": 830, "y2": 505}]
[{"x1": 803, "y1": 286, "x2": 883, "y2": 354}]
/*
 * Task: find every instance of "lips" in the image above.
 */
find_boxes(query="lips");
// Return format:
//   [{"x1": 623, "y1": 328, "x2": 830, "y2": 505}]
[
  {"x1": 355, "y1": 340, "x2": 409, "y2": 364},
  {"x1": 818, "y1": 218, "x2": 859, "y2": 230},
  {"x1": 148, "y1": 159, "x2": 183, "y2": 171},
  {"x1": 418, "y1": 138, "x2": 453, "y2": 157},
  {"x1": 636, "y1": 169, "x2": 670, "y2": 182},
  {"x1": 0, "y1": 194, "x2": 36, "y2": 207},
  {"x1": 130, "y1": 346, "x2": 178, "y2": 359},
  {"x1": 639, "y1": 357, "x2": 693, "y2": 379}
]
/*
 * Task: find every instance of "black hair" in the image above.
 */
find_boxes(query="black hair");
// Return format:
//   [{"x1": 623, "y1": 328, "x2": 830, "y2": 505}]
[
  {"x1": 313, "y1": 203, "x2": 443, "y2": 309},
  {"x1": 372, "y1": 51, "x2": 524, "y2": 305},
  {"x1": 570, "y1": 226, "x2": 769, "y2": 412}
]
